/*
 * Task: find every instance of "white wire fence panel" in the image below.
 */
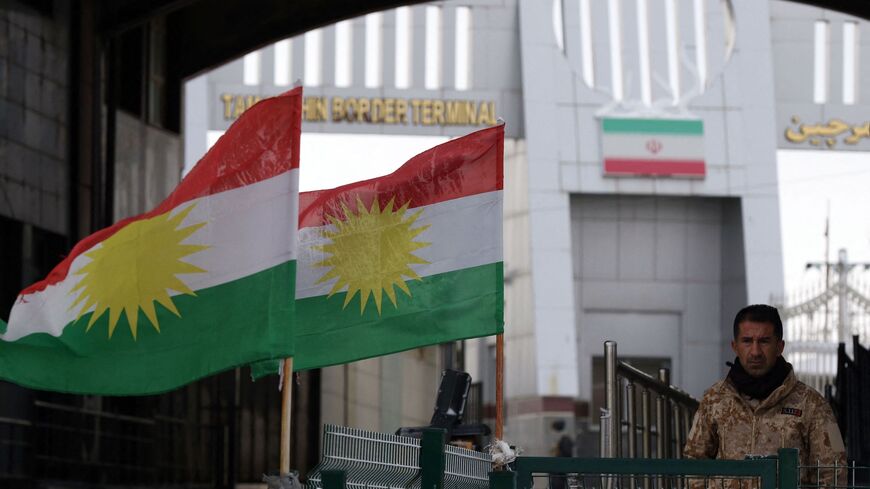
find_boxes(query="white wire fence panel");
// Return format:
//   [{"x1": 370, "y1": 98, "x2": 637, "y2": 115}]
[
  {"x1": 308, "y1": 424, "x2": 493, "y2": 489},
  {"x1": 444, "y1": 443, "x2": 493, "y2": 489},
  {"x1": 797, "y1": 461, "x2": 870, "y2": 489},
  {"x1": 308, "y1": 425, "x2": 422, "y2": 489}
]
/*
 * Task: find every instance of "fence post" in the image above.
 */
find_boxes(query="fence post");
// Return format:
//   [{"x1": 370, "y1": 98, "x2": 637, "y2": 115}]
[
  {"x1": 642, "y1": 388, "x2": 651, "y2": 489},
  {"x1": 490, "y1": 470, "x2": 517, "y2": 489},
  {"x1": 778, "y1": 448, "x2": 800, "y2": 489},
  {"x1": 321, "y1": 470, "x2": 347, "y2": 489},
  {"x1": 421, "y1": 428, "x2": 447, "y2": 489},
  {"x1": 657, "y1": 368, "x2": 671, "y2": 459},
  {"x1": 516, "y1": 465, "x2": 534, "y2": 489},
  {"x1": 603, "y1": 341, "x2": 620, "y2": 458}
]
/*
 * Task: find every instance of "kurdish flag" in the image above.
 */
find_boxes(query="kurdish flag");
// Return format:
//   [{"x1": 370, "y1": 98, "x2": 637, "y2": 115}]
[
  {"x1": 293, "y1": 124, "x2": 504, "y2": 370},
  {"x1": 601, "y1": 117, "x2": 706, "y2": 177},
  {"x1": 0, "y1": 88, "x2": 302, "y2": 395}
]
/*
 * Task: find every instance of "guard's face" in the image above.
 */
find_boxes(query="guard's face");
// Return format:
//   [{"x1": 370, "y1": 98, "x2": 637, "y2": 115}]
[{"x1": 731, "y1": 321, "x2": 785, "y2": 377}]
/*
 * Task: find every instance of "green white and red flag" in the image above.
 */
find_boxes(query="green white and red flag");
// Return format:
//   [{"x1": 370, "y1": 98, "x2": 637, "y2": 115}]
[
  {"x1": 292, "y1": 124, "x2": 505, "y2": 370},
  {"x1": 0, "y1": 88, "x2": 302, "y2": 395},
  {"x1": 601, "y1": 117, "x2": 706, "y2": 177}
]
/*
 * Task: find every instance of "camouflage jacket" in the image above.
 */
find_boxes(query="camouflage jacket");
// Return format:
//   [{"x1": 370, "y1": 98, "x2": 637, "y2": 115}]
[{"x1": 684, "y1": 369, "x2": 846, "y2": 486}]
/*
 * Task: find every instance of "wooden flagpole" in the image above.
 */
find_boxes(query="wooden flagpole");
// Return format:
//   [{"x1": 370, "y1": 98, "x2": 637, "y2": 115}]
[
  {"x1": 495, "y1": 334, "x2": 504, "y2": 441},
  {"x1": 280, "y1": 356, "x2": 294, "y2": 474}
]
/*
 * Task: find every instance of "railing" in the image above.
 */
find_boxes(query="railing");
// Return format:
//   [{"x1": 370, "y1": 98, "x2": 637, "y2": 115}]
[
  {"x1": 601, "y1": 341, "x2": 699, "y2": 460},
  {"x1": 315, "y1": 440, "x2": 870, "y2": 489},
  {"x1": 509, "y1": 449, "x2": 869, "y2": 489},
  {"x1": 512, "y1": 453, "x2": 777, "y2": 489},
  {"x1": 0, "y1": 368, "x2": 308, "y2": 487}
]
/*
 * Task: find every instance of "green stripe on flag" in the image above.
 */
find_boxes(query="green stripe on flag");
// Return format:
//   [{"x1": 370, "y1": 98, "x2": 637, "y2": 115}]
[
  {"x1": 602, "y1": 118, "x2": 704, "y2": 135},
  {"x1": 293, "y1": 262, "x2": 504, "y2": 371},
  {"x1": 0, "y1": 261, "x2": 295, "y2": 395}
]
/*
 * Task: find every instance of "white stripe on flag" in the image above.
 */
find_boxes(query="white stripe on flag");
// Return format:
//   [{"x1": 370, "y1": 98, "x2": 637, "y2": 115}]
[
  {"x1": 296, "y1": 190, "x2": 503, "y2": 299},
  {"x1": 602, "y1": 133, "x2": 704, "y2": 160},
  {"x1": 4, "y1": 170, "x2": 299, "y2": 342}
]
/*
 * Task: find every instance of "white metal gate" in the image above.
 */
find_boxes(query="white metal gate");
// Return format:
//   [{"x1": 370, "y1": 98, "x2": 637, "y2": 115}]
[{"x1": 774, "y1": 249, "x2": 870, "y2": 392}]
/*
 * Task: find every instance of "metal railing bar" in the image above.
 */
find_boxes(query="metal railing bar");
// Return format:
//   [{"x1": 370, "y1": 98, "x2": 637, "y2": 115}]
[
  {"x1": 515, "y1": 456, "x2": 778, "y2": 477},
  {"x1": 33, "y1": 400, "x2": 157, "y2": 425},
  {"x1": 31, "y1": 422, "x2": 156, "y2": 443},
  {"x1": 444, "y1": 470, "x2": 488, "y2": 481},
  {"x1": 0, "y1": 438, "x2": 31, "y2": 448},
  {"x1": 326, "y1": 430, "x2": 420, "y2": 448},
  {"x1": 617, "y1": 363, "x2": 699, "y2": 410},
  {"x1": 322, "y1": 454, "x2": 419, "y2": 470},
  {"x1": 34, "y1": 454, "x2": 158, "y2": 472},
  {"x1": 0, "y1": 416, "x2": 32, "y2": 427}
]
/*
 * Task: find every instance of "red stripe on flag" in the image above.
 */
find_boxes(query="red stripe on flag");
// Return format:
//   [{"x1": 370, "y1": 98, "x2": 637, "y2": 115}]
[
  {"x1": 299, "y1": 124, "x2": 504, "y2": 229},
  {"x1": 604, "y1": 158, "x2": 706, "y2": 177},
  {"x1": 20, "y1": 88, "x2": 303, "y2": 295}
]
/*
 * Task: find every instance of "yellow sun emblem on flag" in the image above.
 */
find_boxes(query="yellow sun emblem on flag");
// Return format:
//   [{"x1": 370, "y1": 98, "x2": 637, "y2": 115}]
[
  {"x1": 314, "y1": 196, "x2": 431, "y2": 315},
  {"x1": 69, "y1": 204, "x2": 209, "y2": 339}
]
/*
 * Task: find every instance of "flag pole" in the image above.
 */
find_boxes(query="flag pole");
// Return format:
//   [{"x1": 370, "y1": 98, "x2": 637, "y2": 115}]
[
  {"x1": 280, "y1": 356, "x2": 294, "y2": 474},
  {"x1": 495, "y1": 333, "x2": 504, "y2": 441}
]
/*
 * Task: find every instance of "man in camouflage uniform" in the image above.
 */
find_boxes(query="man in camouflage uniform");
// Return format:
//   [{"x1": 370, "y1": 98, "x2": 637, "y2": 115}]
[{"x1": 684, "y1": 304, "x2": 846, "y2": 487}]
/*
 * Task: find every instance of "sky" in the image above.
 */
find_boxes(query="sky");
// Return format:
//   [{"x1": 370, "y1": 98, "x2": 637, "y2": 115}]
[{"x1": 777, "y1": 149, "x2": 870, "y2": 290}]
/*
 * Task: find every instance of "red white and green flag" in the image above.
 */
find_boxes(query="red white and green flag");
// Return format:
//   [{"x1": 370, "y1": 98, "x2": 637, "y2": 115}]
[
  {"x1": 0, "y1": 88, "x2": 302, "y2": 395},
  {"x1": 601, "y1": 117, "x2": 706, "y2": 177},
  {"x1": 292, "y1": 125, "x2": 505, "y2": 370}
]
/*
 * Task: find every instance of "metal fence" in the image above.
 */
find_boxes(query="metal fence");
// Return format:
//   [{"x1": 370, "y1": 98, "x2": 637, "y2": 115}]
[
  {"x1": 512, "y1": 454, "x2": 776, "y2": 489},
  {"x1": 832, "y1": 338, "x2": 870, "y2": 478},
  {"x1": 0, "y1": 368, "x2": 320, "y2": 488},
  {"x1": 510, "y1": 449, "x2": 868, "y2": 489},
  {"x1": 774, "y1": 249, "x2": 870, "y2": 392},
  {"x1": 601, "y1": 341, "x2": 699, "y2": 460},
  {"x1": 308, "y1": 424, "x2": 492, "y2": 489},
  {"x1": 313, "y1": 436, "x2": 870, "y2": 489}
]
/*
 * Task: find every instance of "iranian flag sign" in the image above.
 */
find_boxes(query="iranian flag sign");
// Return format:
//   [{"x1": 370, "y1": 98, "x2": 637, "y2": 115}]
[
  {"x1": 292, "y1": 124, "x2": 505, "y2": 370},
  {"x1": 601, "y1": 117, "x2": 706, "y2": 177},
  {"x1": 0, "y1": 88, "x2": 302, "y2": 395}
]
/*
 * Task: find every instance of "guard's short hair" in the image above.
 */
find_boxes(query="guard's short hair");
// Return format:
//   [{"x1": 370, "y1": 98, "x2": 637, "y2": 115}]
[{"x1": 733, "y1": 304, "x2": 783, "y2": 340}]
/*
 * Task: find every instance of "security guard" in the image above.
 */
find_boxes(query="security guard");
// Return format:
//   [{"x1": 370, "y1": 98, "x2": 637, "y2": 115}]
[{"x1": 684, "y1": 305, "x2": 846, "y2": 486}]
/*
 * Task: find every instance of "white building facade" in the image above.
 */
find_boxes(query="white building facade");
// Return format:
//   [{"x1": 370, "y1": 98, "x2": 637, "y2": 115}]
[{"x1": 185, "y1": 0, "x2": 870, "y2": 455}]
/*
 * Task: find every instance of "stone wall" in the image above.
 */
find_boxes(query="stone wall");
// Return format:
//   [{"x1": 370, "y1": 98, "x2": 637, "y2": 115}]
[{"x1": 0, "y1": 2, "x2": 70, "y2": 236}]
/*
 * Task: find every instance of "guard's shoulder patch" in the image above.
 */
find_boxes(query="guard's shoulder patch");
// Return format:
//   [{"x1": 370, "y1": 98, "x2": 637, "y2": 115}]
[{"x1": 781, "y1": 407, "x2": 803, "y2": 417}]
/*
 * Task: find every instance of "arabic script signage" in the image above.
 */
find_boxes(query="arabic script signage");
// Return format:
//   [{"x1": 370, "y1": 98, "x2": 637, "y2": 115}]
[{"x1": 784, "y1": 117, "x2": 870, "y2": 148}]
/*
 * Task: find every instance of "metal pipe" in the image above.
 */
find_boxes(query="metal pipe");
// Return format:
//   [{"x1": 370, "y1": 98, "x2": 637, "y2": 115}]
[
  {"x1": 617, "y1": 362, "x2": 699, "y2": 410},
  {"x1": 682, "y1": 407, "x2": 692, "y2": 446},
  {"x1": 672, "y1": 402, "x2": 683, "y2": 459},
  {"x1": 655, "y1": 393, "x2": 664, "y2": 489},
  {"x1": 657, "y1": 368, "x2": 671, "y2": 459},
  {"x1": 604, "y1": 341, "x2": 619, "y2": 458},
  {"x1": 626, "y1": 382, "x2": 637, "y2": 489},
  {"x1": 642, "y1": 388, "x2": 651, "y2": 489},
  {"x1": 600, "y1": 407, "x2": 612, "y2": 458},
  {"x1": 655, "y1": 394, "x2": 664, "y2": 458},
  {"x1": 626, "y1": 382, "x2": 636, "y2": 458},
  {"x1": 641, "y1": 389, "x2": 651, "y2": 457},
  {"x1": 600, "y1": 408, "x2": 615, "y2": 489}
]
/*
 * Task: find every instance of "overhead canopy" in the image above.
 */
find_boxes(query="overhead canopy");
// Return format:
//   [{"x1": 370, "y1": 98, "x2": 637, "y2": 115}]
[
  {"x1": 100, "y1": 0, "x2": 426, "y2": 80},
  {"x1": 96, "y1": 0, "x2": 870, "y2": 82}
]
